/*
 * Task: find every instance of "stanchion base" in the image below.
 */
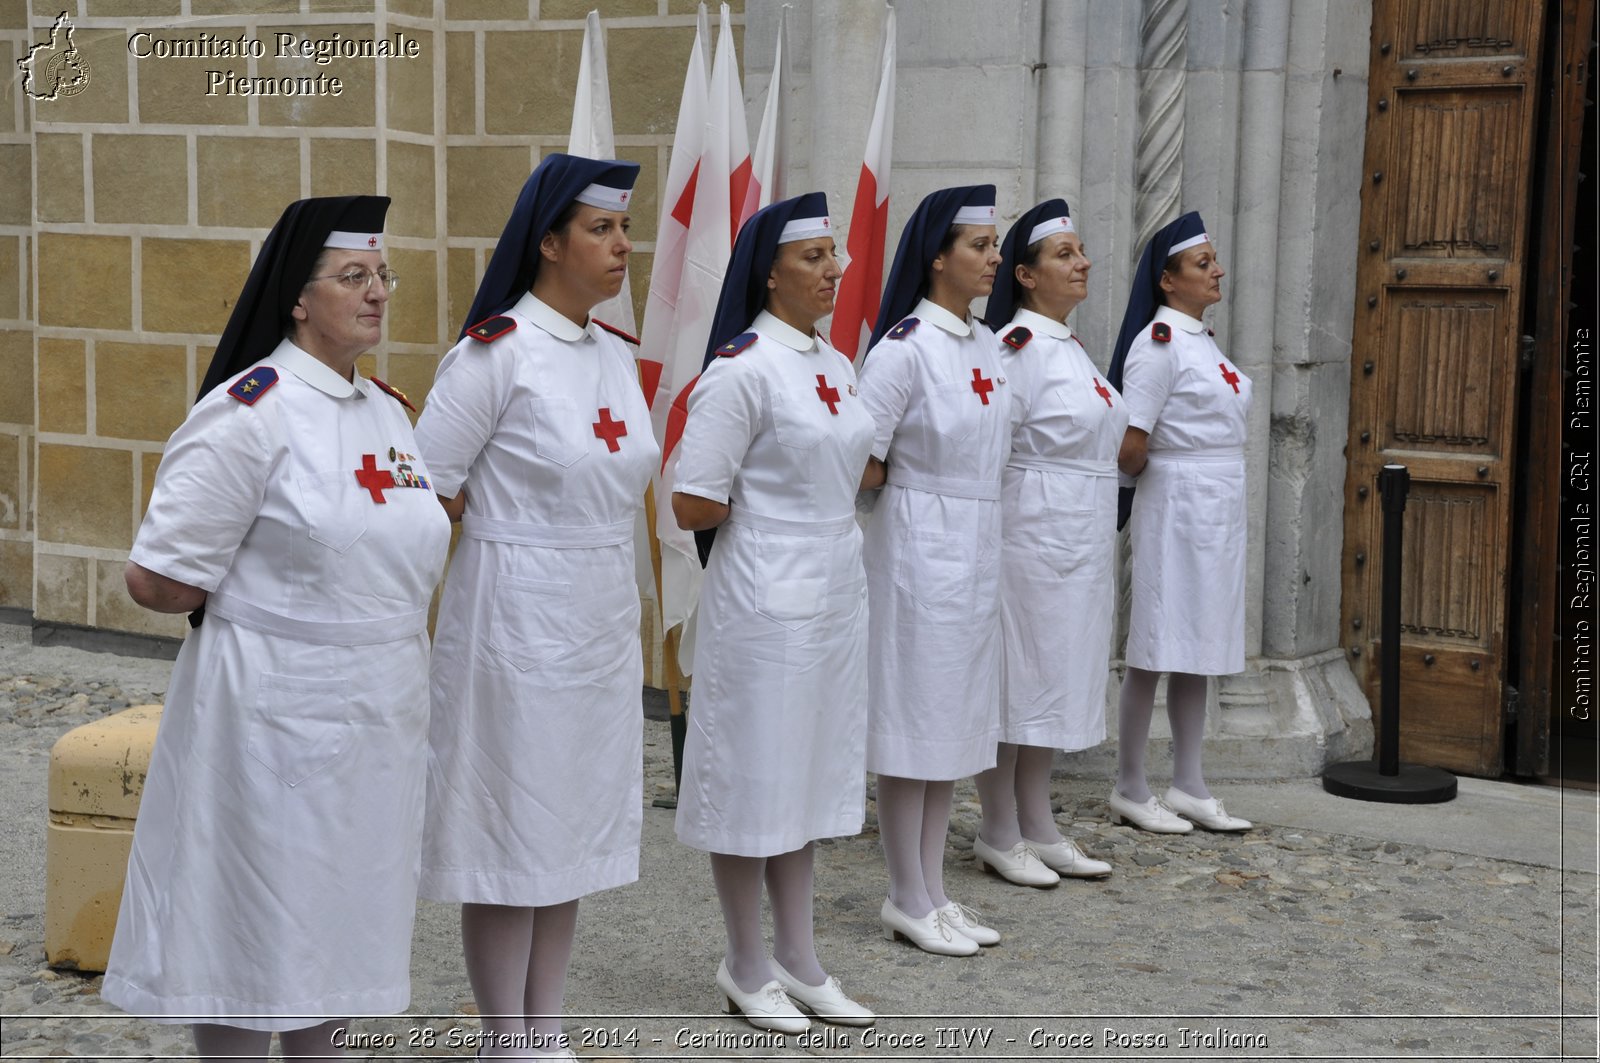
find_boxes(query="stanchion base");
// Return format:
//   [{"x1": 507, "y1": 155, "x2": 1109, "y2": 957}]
[{"x1": 1322, "y1": 760, "x2": 1458, "y2": 803}]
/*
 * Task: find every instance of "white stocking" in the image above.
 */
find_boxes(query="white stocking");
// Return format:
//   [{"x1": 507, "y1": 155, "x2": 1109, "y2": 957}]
[
  {"x1": 461, "y1": 902, "x2": 535, "y2": 1058},
  {"x1": 280, "y1": 1019, "x2": 347, "y2": 1060},
  {"x1": 1166, "y1": 671, "x2": 1211, "y2": 798},
  {"x1": 1014, "y1": 744, "x2": 1060, "y2": 843},
  {"x1": 766, "y1": 844, "x2": 824, "y2": 985},
  {"x1": 525, "y1": 900, "x2": 578, "y2": 1050},
  {"x1": 876, "y1": 774, "x2": 932, "y2": 916},
  {"x1": 1115, "y1": 666, "x2": 1160, "y2": 803},
  {"x1": 920, "y1": 780, "x2": 955, "y2": 909},
  {"x1": 709, "y1": 852, "x2": 771, "y2": 991},
  {"x1": 974, "y1": 743, "x2": 1021, "y2": 848},
  {"x1": 192, "y1": 1023, "x2": 269, "y2": 1063}
]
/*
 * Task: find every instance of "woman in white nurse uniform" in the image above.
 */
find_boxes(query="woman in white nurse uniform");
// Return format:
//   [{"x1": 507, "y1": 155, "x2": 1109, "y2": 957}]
[
  {"x1": 414, "y1": 155, "x2": 656, "y2": 1061},
  {"x1": 1106, "y1": 210, "x2": 1254, "y2": 835},
  {"x1": 672, "y1": 191, "x2": 878, "y2": 1033},
  {"x1": 857, "y1": 185, "x2": 1010, "y2": 955},
  {"x1": 972, "y1": 198, "x2": 1121, "y2": 887},
  {"x1": 104, "y1": 196, "x2": 450, "y2": 1061}
]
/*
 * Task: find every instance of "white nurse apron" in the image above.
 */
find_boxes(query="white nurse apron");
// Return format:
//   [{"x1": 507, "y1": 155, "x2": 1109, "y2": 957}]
[
  {"x1": 672, "y1": 313, "x2": 876, "y2": 857},
  {"x1": 1119, "y1": 304, "x2": 1252, "y2": 676},
  {"x1": 415, "y1": 292, "x2": 657, "y2": 906},
  {"x1": 103, "y1": 340, "x2": 450, "y2": 1030},
  {"x1": 997, "y1": 308, "x2": 1129, "y2": 750},
  {"x1": 858, "y1": 299, "x2": 1011, "y2": 780}
]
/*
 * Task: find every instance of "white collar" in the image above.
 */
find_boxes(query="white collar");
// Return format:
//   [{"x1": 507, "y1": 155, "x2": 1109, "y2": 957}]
[
  {"x1": 1154, "y1": 305, "x2": 1206, "y2": 334},
  {"x1": 514, "y1": 290, "x2": 591, "y2": 343},
  {"x1": 753, "y1": 310, "x2": 818, "y2": 352},
  {"x1": 268, "y1": 339, "x2": 364, "y2": 399},
  {"x1": 913, "y1": 297, "x2": 972, "y2": 337},
  {"x1": 1010, "y1": 307, "x2": 1072, "y2": 340}
]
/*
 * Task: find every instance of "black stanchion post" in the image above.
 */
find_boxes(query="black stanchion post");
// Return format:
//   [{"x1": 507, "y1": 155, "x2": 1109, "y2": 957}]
[
  {"x1": 1323, "y1": 463, "x2": 1457, "y2": 803},
  {"x1": 1378, "y1": 463, "x2": 1406, "y2": 777}
]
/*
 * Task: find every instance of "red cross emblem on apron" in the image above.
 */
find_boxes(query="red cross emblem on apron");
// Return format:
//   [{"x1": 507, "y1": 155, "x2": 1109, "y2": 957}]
[
  {"x1": 1218, "y1": 363, "x2": 1241, "y2": 393},
  {"x1": 1093, "y1": 378, "x2": 1113, "y2": 407}
]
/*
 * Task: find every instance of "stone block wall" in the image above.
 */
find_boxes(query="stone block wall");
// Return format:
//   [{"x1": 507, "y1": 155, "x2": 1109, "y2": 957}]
[
  {"x1": 1, "y1": 3, "x2": 34, "y2": 612},
  {"x1": 9, "y1": 0, "x2": 740, "y2": 640}
]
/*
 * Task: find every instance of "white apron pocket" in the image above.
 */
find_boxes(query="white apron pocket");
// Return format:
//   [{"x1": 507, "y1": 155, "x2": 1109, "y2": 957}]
[
  {"x1": 487, "y1": 574, "x2": 574, "y2": 671},
  {"x1": 893, "y1": 531, "x2": 974, "y2": 618},
  {"x1": 297, "y1": 468, "x2": 368, "y2": 554},
  {"x1": 1034, "y1": 534, "x2": 1094, "y2": 580},
  {"x1": 248, "y1": 672, "x2": 353, "y2": 787},
  {"x1": 754, "y1": 537, "x2": 829, "y2": 629}
]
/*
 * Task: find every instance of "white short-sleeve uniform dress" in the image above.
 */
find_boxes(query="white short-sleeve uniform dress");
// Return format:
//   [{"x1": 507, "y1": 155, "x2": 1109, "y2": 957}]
[
  {"x1": 998, "y1": 308, "x2": 1130, "y2": 750},
  {"x1": 673, "y1": 311, "x2": 876, "y2": 857},
  {"x1": 414, "y1": 292, "x2": 657, "y2": 905},
  {"x1": 857, "y1": 299, "x2": 1011, "y2": 780},
  {"x1": 1118, "y1": 305, "x2": 1252, "y2": 676},
  {"x1": 102, "y1": 340, "x2": 451, "y2": 1030}
]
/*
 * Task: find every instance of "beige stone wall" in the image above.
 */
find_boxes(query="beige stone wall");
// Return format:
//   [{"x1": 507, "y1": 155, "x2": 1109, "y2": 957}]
[
  {"x1": 1, "y1": 3, "x2": 35, "y2": 610},
  {"x1": 11, "y1": 0, "x2": 740, "y2": 644}
]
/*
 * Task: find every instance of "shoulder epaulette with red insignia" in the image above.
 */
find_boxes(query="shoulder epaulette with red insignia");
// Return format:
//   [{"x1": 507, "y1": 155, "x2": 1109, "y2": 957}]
[
  {"x1": 1002, "y1": 326, "x2": 1032, "y2": 351},
  {"x1": 466, "y1": 315, "x2": 516, "y2": 343},
  {"x1": 888, "y1": 317, "x2": 920, "y2": 340},
  {"x1": 594, "y1": 319, "x2": 640, "y2": 345},
  {"x1": 227, "y1": 366, "x2": 278, "y2": 405},
  {"x1": 369, "y1": 375, "x2": 416, "y2": 413},
  {"x1": 1151, "y1": 322, "x2": 1172, "y2": 343},
  {"x1": 716, "y1": 332, "x2": 758, "y2": 357}
]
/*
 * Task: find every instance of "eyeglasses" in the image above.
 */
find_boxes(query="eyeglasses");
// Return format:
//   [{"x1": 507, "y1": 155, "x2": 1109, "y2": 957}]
[{"x1": 307, "y1": 267, "x2": 400, "y2": 293}]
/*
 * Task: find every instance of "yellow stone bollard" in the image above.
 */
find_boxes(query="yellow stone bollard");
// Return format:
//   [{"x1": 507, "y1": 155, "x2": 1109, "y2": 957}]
[{"x1": 45, "y1": 704, "x2": 162, "y2": 972}]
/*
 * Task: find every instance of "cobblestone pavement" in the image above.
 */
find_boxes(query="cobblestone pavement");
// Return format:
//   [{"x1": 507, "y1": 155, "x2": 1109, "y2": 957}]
[{"x1": 0, "y1": 622, "x2": 1595, "y2": 1061}]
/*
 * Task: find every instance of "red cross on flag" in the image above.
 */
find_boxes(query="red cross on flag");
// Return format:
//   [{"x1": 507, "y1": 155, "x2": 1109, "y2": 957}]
[
  {"x1": 643, "y1": 3, "x2": 755, "y2": 658},
  {"x1": 829, "y1": 6, "x2": 896, "y2": 362}
]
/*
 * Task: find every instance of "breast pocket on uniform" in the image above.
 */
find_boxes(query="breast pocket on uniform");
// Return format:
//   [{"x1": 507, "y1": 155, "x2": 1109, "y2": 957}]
[
  {"x1": 487, "y1": 574, "x2": 573, "y2": 671},
  {"x1": 770, "y1": 390, "x2": 830, "y2": 451},
  {"x1": 297, "y1": 468, "x2": 368, "y2": 554},
  {"x1": 528, "y1": 396, "x2": 588, "y2": 468},
  {"x1": 925, "y1": 378, "x2": 987, "y2": 445}
]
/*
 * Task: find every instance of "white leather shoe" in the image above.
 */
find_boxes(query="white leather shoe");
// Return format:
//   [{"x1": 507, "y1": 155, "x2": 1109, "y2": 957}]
[
  {"x1": 1164, "y1": 787, "x2": 1253, "y2": 831},
  {"x1": 1024, "y1": 836, "x2": 1113, "y2": 878},
  {"x1": 716, "y1": 958, "x2": 810, "y2": 1034},
  {"x1": 1108, "y1": 788, "x2": 1194, "y2": 833},
  {"x1": 879, "y1": 899, "x2": 979, "y2": 956},
  {"x1": 937, "y1": 900, "x2": 1000, "y2": 946},
  {"x1": 771, "y1": 959, "x2": 876, "y2": 1026},
  {"x1": 973, "y1": 836, "x2": 1060, "y2": 887}
]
